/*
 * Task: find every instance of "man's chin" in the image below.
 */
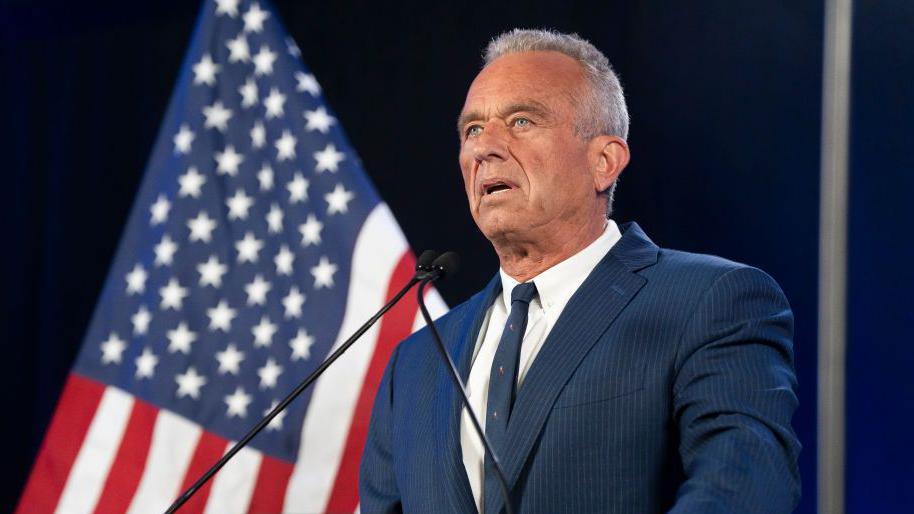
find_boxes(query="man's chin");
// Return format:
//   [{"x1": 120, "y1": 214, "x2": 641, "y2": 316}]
[{"x1": 475, "y1": 214, "x2": 526, "y2": 243}]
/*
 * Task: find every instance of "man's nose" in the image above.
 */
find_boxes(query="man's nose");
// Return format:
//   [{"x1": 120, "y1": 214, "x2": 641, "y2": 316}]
[{"x1": 471, "y1": 122, "x2": 510, "y2": 163}]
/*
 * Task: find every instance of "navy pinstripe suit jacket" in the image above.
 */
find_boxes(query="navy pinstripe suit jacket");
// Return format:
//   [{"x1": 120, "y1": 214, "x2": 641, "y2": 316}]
[{"x1": 360, "y1": 222, "x2": 801, "y2": 514}]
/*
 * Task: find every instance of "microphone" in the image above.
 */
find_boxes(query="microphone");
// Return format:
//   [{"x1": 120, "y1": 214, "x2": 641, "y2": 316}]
[
  {"x1": 164, "y1": 250, "x2": 440, "y2": 514},
  {"x1": 416, "y1": 249, "x2": 438, "y2": 274},
  {"x1": 422, "y1": 250, "x2": 460, "y2": 280},
  {"x1": 416, "y1": 252, "x2": 515, "y2": 514}
]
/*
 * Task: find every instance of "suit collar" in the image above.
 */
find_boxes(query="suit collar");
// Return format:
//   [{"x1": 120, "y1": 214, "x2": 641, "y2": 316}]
[{"x1": 611, "y1": 221, "x2": 659, "y2": 272}]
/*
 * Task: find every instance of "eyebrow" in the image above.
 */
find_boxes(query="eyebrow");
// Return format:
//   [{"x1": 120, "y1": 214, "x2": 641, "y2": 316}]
[{"x1": 456, "y1": 99, "x2": 553, "y2": 135}]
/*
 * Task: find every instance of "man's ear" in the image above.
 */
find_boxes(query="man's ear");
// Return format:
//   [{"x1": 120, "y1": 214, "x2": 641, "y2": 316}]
[{"x1": 591, "y1": 136, "x2": 630, "y2": 193}]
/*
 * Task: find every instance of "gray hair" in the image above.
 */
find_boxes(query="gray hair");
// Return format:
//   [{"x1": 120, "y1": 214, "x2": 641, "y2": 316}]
[{"x1": 484, "y1": 29, "x2": 628, "y2": 217}]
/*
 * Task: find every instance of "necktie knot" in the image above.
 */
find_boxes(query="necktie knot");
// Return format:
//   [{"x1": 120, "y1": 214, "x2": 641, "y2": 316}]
[{"x1": 511, "y1": 282, "x2": 537, "y2": 305}]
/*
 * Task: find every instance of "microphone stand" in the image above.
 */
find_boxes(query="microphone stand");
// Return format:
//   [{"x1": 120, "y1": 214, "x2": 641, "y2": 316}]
[
  {"x1": 417, "y1": 255, "x2": 515, "y2": 514},
  {"x1": 164, "y1": 251, "x2": 438, "y2": 513}
]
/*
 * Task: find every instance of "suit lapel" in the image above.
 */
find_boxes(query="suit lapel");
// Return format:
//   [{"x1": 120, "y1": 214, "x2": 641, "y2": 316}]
[
  {"x1": 484, "y1": 222, "x2": 659, "y2": 514},
  {"x1": 437, "y1": 275, "x2": 502, "y2": 513}
]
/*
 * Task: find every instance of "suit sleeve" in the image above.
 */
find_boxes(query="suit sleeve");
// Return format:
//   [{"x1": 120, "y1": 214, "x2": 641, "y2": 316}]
[
  {"x1": 359, "y1": 343, "x2": 404, "y2": 514},
  {"x1": 669, "y1": 267, "x2": 802, "y2": 514}
]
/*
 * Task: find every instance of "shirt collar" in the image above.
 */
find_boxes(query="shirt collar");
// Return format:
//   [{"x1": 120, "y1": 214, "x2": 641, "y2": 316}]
[{"x1": 498, "y1": 219, "x2": 622, "y2": 312}]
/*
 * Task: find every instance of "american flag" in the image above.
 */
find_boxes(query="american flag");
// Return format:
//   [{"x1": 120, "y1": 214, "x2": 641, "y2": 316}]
[{"x1": 16, "y1": 1, "x2": 447, "y2": 513}]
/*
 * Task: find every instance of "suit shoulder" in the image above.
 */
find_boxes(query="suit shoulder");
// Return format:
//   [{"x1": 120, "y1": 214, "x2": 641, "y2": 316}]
[
  {"x1": 656, "y1": 247, "x2": 745, "y2": 274},
  {"x1": 649, "y1": 247, "x2": 787, "y2": 298}
]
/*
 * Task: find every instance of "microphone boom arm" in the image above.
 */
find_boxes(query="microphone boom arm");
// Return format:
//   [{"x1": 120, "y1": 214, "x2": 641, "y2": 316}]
[{"x1": 417, "y1": 274, "x2": 515, "y2": 514}]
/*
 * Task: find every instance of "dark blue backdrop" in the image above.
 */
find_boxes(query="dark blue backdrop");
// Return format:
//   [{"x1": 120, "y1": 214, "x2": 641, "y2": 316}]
[
  {"x1": 846, "y1": 2, "x2": 914, "y2": 513},
  {"x1": 3, "y1": 1, "x2": 908, "y2": 512}
]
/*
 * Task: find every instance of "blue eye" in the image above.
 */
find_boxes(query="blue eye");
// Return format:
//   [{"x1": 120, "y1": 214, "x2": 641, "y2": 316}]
[
  {"x1": 466, "y1": 125, "x2": 483, "y2": 137},
  {"x1": 513, "y1": 117, "x2": 531, "y2": 127}
]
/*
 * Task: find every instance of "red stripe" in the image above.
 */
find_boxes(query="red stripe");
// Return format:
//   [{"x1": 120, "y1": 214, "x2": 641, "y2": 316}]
[
  {"x1": 174, "y1": 431, "x2": 228, "y2": 514},
  {"x1": 246, "y1": 454, "x2": 294, "y2": 514},
  {"x1": 15, "y1": 374, "x2": 106, "y2": 514},
  {"x1": 92, "y1": 399, "x2": 158, "y2": 514},
  {"x1": 324, "y1": 251, "x2": 418, "y2": 513}
]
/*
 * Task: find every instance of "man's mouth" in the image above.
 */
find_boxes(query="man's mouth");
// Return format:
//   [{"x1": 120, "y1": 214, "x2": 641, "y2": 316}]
[{"x1": 481, "y1": 180, "x2": 515, "y2": 196}]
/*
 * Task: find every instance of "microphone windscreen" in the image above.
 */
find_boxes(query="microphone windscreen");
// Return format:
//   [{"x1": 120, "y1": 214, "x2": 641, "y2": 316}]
[
  {"x1": 432, "y1": 251, "x2": 460, "y2": 279},
  {"x1": 416, "y1": 250, "x2": 438, "y2": 271}
]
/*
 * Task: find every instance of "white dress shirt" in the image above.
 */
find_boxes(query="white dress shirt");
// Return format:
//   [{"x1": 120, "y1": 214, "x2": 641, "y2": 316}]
[{"x1": 459, "y1": 220, "x2": 623, "y2": 512}]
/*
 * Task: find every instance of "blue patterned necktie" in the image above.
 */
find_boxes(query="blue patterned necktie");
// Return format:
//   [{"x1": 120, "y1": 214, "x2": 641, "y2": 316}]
[{"x1": 483, "y1": 282, "x2": 538, "y2": 506}]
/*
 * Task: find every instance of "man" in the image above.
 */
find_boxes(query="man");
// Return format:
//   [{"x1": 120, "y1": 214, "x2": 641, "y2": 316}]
[{"x1": 360, "y1": 29, "x2": 800, "y2": 514}]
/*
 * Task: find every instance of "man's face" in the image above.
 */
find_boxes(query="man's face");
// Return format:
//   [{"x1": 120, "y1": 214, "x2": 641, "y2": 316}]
[{"x1": 458, "y1": 51, "x2": 601, "y2": 243}]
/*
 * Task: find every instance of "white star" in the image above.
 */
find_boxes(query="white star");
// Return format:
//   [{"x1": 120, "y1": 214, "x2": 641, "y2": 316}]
[
  {"x1": 176, "y1": 367, "x2": 207, "y2": 399},
  {"x1": 154, "y1": 234, "x2": 179, "y2": 266},
  {"x1": 251, "y1": 121, "x2": 266, "y2": 148},
  {"x1": 203, "y1": 100, "x2": 233, "y2": 132},
  {"x1": 311, "y1": 256, "x2": 338, "y2": 289},
  {"x1": 263, "y1": 87, "x2": 286, "y2": 119},
  {"x1": 252, "y1": 45, "x2": 277, "y2": 76},
  {"x1": 150, "y1": 194, "x2": 170, "y2": 225},
  {"x1": 282, "y1": 286, "x2": 306, "y2": 319},
  {"x1": 257, "y1": 163, "x2": 274, "y2": 190},
  {"x1": 295, "y1": 71, "x2": 321, "y2": 96},
  {"x1": 244, "y1": 274, "x2": 272, "y2": 306},
  {"x1": 274, "y1": 244, "x2": 294, "y2": 275},
  {"x1": 135, "y1": 347, "x2": 159, "y2": 379},
  {"x1": 215, "y1": 0, "x2": 240, "y2": 17},
  {"x1": 257, "y1": 358, "x2": 283, "y2": 389},
  {"x1": 167, "y1": 322, "x2": 197, "y2": 354},
  {"x1": 243, "y1": 2, "x2": 270, "y2": 33},
  {"x1": 215, "y1": 145, "x2": 244, "y2": 176},
  {"x1": 325, "y1": 183, "x2": 354, "y2": 214},
  {"x1": 125, "y1": 263, "x2": 147, "y2": 294},
  {"x1": 239, "y1": 77, "x2": 258, "y2": 108},
  {"x1": 274, "y1": 130, "x2": 296, "y2": 161},
  {"x1": 100, "y1": 332, "x2": 126, "y2": 364},
  {"x1": 226, "y1": 189, "x2": 254, "y2": 220},
  {"x1": 216, "y1": 343, "x2": 245, "y2": 375},
  {"x1": 286, "y1": 172, "x2": 309, "y2": 203},
  {"x1": 286, "y1": 37, "x2": 301, "y2": 57},
  {"x1": 225, "y1": 386, "x2": 253, "y2": 418},
  {"x1": 236, "y1": 232, "x2": 264, "y2": 263},
  {"x1": 178, "y1": 166, "x2": 206, "y2": 198},
  {"x1": 197, "y1": 255, "x2": 228, "y2": 287},
  {"x1": 304, "y1": 106, "x2": 336, "y2": 133},
  {"x1": 289, "y1": 328, "x2": 314, "y2": 361},
  {"x1": 207, "y1": 299, "x2": 237, "y2": 332},
  {"x1": 314, "y1": 143, "x2": 345, "y2": 173},
  {"x1": 299, "y1": 214, "x2": 323, "y2": 246},
  {"x1": 252, "y1": 316, "x2": 278, "y2": 347},
  {"x1": 267, "y1": 203, "x2": 284, "y2": 233},
  {"x1": 131, "y1": 305, "x2": 152, "y2": 335},
  {"x1": 192, "y1": 53, "x2": 220, "y2": 86},
  {"x1": 159, "y1": 278, "x2": 188, "y2": 311},
  {"x1": 264, "y1": 400, "x2": 286, "y2": 430},
  {"x1": 187, "y1": 211, "x2": 217, "y2": 243},
  {"x1": 173, "y1": 124, "x2": 195, "y2": 154},
  {"x1": 226, "y1": 33, "x2": 250, "y2": 63}
]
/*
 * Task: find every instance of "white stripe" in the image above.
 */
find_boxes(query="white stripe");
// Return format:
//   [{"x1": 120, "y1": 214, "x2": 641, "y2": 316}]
[
  {"x1": 284, "y1": 203, "x2": 407, "y2": 512},
  {"x1": 126, "y1": 410, "x2": 201, "y2": 514},
  {"x1": 412, "y1": 286, "x2": 449, "y2": 333},
  {"x1": 203, "y1": 445, "x2": 262, "y2": 514},
  {"x1": 54, "y1": 387, "x2": 133, "y2": 514}
]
